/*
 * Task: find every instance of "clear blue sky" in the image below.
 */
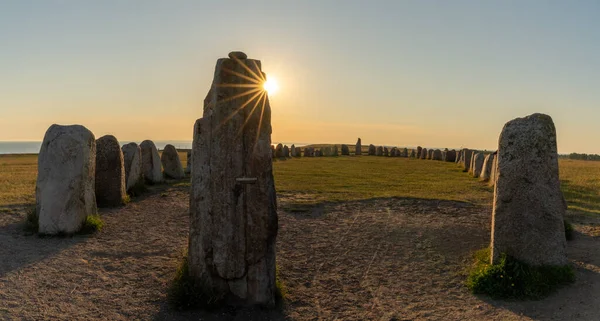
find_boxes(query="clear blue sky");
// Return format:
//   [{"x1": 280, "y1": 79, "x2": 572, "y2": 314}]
[{"x1": 1, "y1": 1, "x2": 599, "y2": 153}]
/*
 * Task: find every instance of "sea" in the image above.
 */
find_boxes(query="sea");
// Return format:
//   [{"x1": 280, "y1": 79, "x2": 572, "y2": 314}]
[{"x1": 0, "y1": 141, "x2": 310, "y2": 155}]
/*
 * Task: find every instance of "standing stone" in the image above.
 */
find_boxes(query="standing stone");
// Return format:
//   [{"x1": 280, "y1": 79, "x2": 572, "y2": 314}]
[
  {"x1": 122, "y1": 142, "x2": 144, "y2": 191},
  {"x1": 161, "y1": 144, "x2": 185, "y2": 179},
  {"x1": 271, "y1": 145, "x2": 276, "y2": 158},
  {"x1": 282, "y1": 145, "x2": 289, "y2": 158},
  {"x1": 185, "y1": 150, "x2": 192, "y2": 174},
  {"x1": 290, "y1": 145, "x2": 296, "y2": 157},
  {"x1": 469, "y1": 152, "x2": 477, "y2": 175},
  {"x1": 480, "y1": 152, "x2": 496, "y2": 182},
  {"x1": 491, "y1": 113, "x2": 567, "y2": 266},
  {"x1": 445, "y1": 149, "x2": 457, "y2": 162},
  {"x1": 462, "y1": 149, "x2": 473, "y2": 172},
  {"x1": 341, "y1": 144, "x2": 350, "y2": 155},
  {"x1": 36, "y1": 124, "x2": 97, "y2": 235},
  {"x1": 456, "y1": 150, "x2": 462, "y2": 163},
  {"x1": 376, "y1": 146, "x2": 384, "y2": 156},
  {"x1": 409, "y1": 149, "x2": 416, "y2": 158},
  {"x1": 140, "y1": 140, "x2": 163, "y2": 184},
  {"x1": 304, "y1": 147, "x2": 313, "y2": 157},
  {"x1": 471, "y1": 152, "x2": 485, "y2": 178},
  {"x1": 95, "y1": 135, "x2": 127, "y2": 207},
  {"x1": 489, "y1": 153, "x2": 498, "y2": 187},
  {"x1": 390, "y1": 147, "x2": 397, "y2": 157},
  {"x1": 384, "y1": 147, "x2": 389, "y2": 157},
  {"x1": 368, "y1": 144, "x2": 376, "y2": 156},
  {"x1": 420, "y1": 148, "x2": 428, "y2": 159},
  {"x1": 315, "y1": 149, "x2": 322, "y2": 157},
  {"x1": 332, "y1": 145, "x2": 339, "y2": 156},
  {"x1": 417, "y1": 146, "x2": 423, "y2": 158},
  {"x1": 190, "y1": 52, "x2": 278, "y2": 307},
  {"x1": 275, "y1": 143, "x2": 284, "y2": 158},
  {"x1": 402, "y1": 148, "x2": 408, "y2": 157},
  {"x1": 427, "y1": 149, "x2": 434, "y2": 160},
  {"x1": 432, "y1": 149, "x2": 443, "y2": 161},
  {"x1": 355, "y1": 138, "x2": 362, "y2": 155}
]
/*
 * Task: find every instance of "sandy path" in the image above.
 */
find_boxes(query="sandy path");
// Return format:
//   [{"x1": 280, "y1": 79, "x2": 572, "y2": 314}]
[{"x1": 1, "y1": 186, "x2": 599, "y2": 320}]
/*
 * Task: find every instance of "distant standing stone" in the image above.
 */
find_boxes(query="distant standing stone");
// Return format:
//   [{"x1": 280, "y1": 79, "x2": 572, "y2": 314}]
[
  {"x1": 275, "y1": 143, "x2": 284, "y2": 158},
  {"x1": 417, "y1": 146, "x2": 422, "y2": 158},
  {"x1": 462, "y1": 149, "x2": 473, "y2": 172},
  {"x1": 368, "y1": 144, "x2": 376, "y2": 156},
  {"x1": 291, "y1": 145, "x2": 296, "y2": 157},
  {"x1": 469, "y1": 152, "x2": 477, "y2": 175},
  {"x1": 341, "y1": 144, "x2": 350, "y2": 155},
  {"x1": 332, "y1": 145, "x2": 339, "y2": 156},
  {"x1": 432, "y1": 149, "x2": 443, "y2": 161},
  {"x1": 161, "y1": 144, "x2": 185, "y2": 179},
  {"x1": 376, "y1": 146, "x2": 383, "y2": 156},
  {"x1": 409, "y1": 149, "x2": 416, "y2": 158},
  {"x1": 471, "y1": 152, "x2": 485, "y2": 178},
  {"x1": 36, "y1": 124, "x2": 97, "y2": 235},
  {"x1": 356, "y1": 138, "x2": 362, "y2": 156},
  {"x1": 480, "y1": 152, "x2": 496, "y2": 182},
  {"x1": 489, "y1": 152, "x2": 498, "y2": 186},
  {"x1": 445, "y1": 149, "x2": 457, "y2": 162},
  {"x1": 315, "y1": 149, "x2": 322, "y2": 157},
  {"x1": 283, "y1": 145, "x2": 289, "y2": 158},
  {"x1": 304, "y1": 147, "x2": 313, "y2": 157},
  {"x1": 427, "y1": 149, "x2": 434, "y2": 160},
  {"x1": 122, "y1": 142, "x2": 144, "y2": 191},
  {"x1": 420, "y1": 148, "x2": 428, "y2": 159},
  {"x1": 383, "y1": 147, "x2": 389, "y2": 157},
  {"x1": 491, "y1": 113, "x2": 567, "y2": 266},
  {"x1": 95, "y1": 135, "x2": 127, "y2": 207},
  {"x1": 402, "y1": 148, "x2": 409, "y2": 157},
  {"x1": 140, "y1": 140, "x2": 163, "y2": 184}
]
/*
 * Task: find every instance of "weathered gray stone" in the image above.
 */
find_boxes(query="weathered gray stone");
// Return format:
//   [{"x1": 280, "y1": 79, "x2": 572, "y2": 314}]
[
  {"x1": 185, "y1": 150, "x2": 192, "y2": 174},
  {"x1": 275, "y1": 143, "x2": 283, "y2": 158},
  {"x1": 161, "y1": 144, "x2": 185, "y2": 179},
  {"x1": 489, "y1": 152, "x2": 498, "y2": 187},
  {"x1": 282, "y1": 145, "x2": 289, "y2": 158},
  {"x1": 409, "y1": 149, "x2": 416, "y2": 158},
  {"x1": 36, "y1": 124, "x2": 97, "y2": 235},
  {"x1": 420, "y1": 148, "x2": 428, "y2": 159},
  {"x1": 471, "y1": 153, "x2": 485, "y2": 178},
  {"x1": 432, "y1": 149, "x2": 443, "y2": 161},
  {"x1": 122, "y1": 142, "x2": 144, "y2": 191},
  {"x1": 462, "y1": 149, "x2": 473, "y2": 172},
  {"x1": 469, "y1": 152, "x2": 477, "y2": 175},
  {"x1": 341, "y1": 144, "x2": 350, "y2": 155},
  {"x1": 190, "y1": 53, "x2": 278, "y2": 306},
  {"x1": 355, "y1": 138, "x2": 362, "y2": 156},
  {"x1": 140, "y1": 140, "x2": 163, "y2": 184},
  {"x1": 445, "y1": 149, "x2": 457, "y2": 162},
  {"x1": 491, "y1": 113, "x2": 567, "y2": 266},
  {"x1": 390, "y1": 147, "x2": 398, "y2": 157},
  {"x1": 368, "y1": 144, "x2": 376, "y2": 156},
  {"x1": 95, "y1": 135, "x2": 127, "y2": 207},
  {"x1": 480, "y1": 152, "x2": 496, "y2": 182},
  {"x1": 427, "y1": 149, "x2": 434, "y2": 160},
  {"x1": 290, "y1": 145, "x2": 296, "y2": 157},
  {"x1": 376, "y1": 146, "x2": 383, "y2": 156},
  {"x1": 383, "y1": 147, "x2": 389, "y2": 157}
]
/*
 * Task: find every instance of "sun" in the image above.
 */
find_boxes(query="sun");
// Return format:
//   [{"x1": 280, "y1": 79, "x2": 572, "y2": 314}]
[{"x1": 263, "y1": 76, "x2": 279, "y2": 96}]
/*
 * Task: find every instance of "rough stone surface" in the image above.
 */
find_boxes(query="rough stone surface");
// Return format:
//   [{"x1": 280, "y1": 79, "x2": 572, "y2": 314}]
[
  {"x1": 471, "y1": 153, "x2": 485, "y2": 178},
  {"x1": 420, "y1": 148, "x2": 428, "y2": 159},
  {"x1": 417, "y1": 146, "x2": 422, "y2": 158},
  {"x1": 185, "y1": 150, "x2": 192, "y2": 174},
  {"x1": 122, "y1": 142, "x2": 143, "y2": 191},
  {"x1": 190, "y1": 54, "x2": 278, "y2": 306},
  {"x1": 432, "y1": 149, "x2": 443, "y2": 161},
  {"x1": 95, "y1": 135, "x2": 127, "y2": 207},
  {"x1": 36, "y1": 124, "x2": 97, "y2": 235},
  {"x1": 376, "y1": 146, "x2": 384, "y2": 156},
  {"x1": 489, "y1": 152, "x2": 498, "y2": 187},
  {"x1": 491, "y1": 113, "x2": 567, "y2": 266},
  {"x1": 282, "y1": 145, "x2": 289, "y2": 158},
  {"x1": 161, "y1": 144, "x2": 185, "y2": 179},
  {"x1": 140, "y1": 140, "x2": 163, "y2": 184},
  {"x1": 355, "y1": 138, "x2": 362, "y2": 156},
  {"x1": 368, "y1": 144, "x2": 376, "y2": 156},
  {"x1": 275, "y1": 143, "x2": 284, "y2": 158},
  {"x1": 480, "y1": 152, "x2": 496, "y2": 182},
  {"x1": 462, "y1": 149, "x2": 473, "y2": 172},
  {"x1": 445, "y1": 149, "x2": 457, "y2": 162},
  {"x1": 341, "y1": 144, "x2": 350, "y2": 155}
]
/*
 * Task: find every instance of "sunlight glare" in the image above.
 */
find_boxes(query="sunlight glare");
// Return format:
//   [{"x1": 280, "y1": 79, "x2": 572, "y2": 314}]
[{"x1": 263, "y1": 76, "x2": 279, "y2": 96}]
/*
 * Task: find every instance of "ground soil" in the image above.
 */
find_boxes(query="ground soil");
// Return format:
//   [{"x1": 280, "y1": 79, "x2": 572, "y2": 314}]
[{"x1": 1, "y1": 184, "x2": 599, "y2": 321}]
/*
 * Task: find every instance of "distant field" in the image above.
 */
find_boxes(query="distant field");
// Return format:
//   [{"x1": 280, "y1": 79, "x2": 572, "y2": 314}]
[{"x1": 1, "y1": 153, "x2": 599, "y2": 215}]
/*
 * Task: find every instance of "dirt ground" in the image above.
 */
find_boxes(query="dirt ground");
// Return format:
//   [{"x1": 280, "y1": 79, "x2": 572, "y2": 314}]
[{"x1": 1, "y1": 184, "x2": 599, "y2": 321}]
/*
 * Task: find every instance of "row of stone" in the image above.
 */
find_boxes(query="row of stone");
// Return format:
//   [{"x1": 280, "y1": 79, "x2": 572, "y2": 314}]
[
  {"x1": 455, "y1": 149, "x2": 498, "y2": 184},
  {"x1": 35, "y1": 124, "x2": 187, "y2": 234}
]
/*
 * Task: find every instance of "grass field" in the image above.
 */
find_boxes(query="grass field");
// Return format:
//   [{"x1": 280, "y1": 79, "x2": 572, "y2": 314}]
[{"x1": 1, "y1": 152, "x2": 599, "y2": 215}]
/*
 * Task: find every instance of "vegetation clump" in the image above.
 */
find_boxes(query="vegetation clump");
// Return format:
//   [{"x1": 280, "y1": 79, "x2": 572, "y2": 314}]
[
  {"x1": 24, "y1": 208, "x2": 104, "y2": 236},
  {"x1": 467, "y1": 248, "x2": 575, "y2": 300},
  {"x1": 79, "y1": 214, "x2": 105, "y2": 235}
]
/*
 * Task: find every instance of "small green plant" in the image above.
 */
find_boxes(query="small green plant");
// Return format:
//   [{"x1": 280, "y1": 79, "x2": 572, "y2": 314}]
[
  {"x1": 564, "y1": 220, "x2": 574, "y2": 241},
  {"x1": 24, "y1": 206, "x2": 38, "y2": 234},
  {"x1": 466, "y1": 248, "x2": 575, "y2": 300},
  {"x1": 128, "y1": 180, "x2": 148, "y2": 197},
  {"x1": 168, "y1": 251, "x2": 226, "y2": 310},
  {"x1": 78, "y1": 214, "x2": 105, "y2": 235}
]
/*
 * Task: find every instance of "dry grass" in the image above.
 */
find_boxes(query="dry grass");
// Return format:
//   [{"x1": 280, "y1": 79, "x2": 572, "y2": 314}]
[{"x1": 0, "y1": 154, "x2": 37, "y2": 208}]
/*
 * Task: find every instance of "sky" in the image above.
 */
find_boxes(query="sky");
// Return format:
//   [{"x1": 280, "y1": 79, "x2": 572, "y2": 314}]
[{"x1": 1, "y1": 0, "x2": 599, "y2": 153}]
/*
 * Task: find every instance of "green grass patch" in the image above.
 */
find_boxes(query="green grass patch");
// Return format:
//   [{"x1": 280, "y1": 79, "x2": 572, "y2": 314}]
[
  {"x1": 79, "y1": 214, "x2": 104, "y2": 235},
  {"x1": 466, "y1": 248, "x2": 575, "y2": 300}
]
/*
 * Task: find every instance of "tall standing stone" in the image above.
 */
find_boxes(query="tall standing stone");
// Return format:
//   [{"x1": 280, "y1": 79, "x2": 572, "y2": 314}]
[
  {"x1": 275, "y1": 143, "x2": 283, "y2": 158},
  {"x1": 420, "y1": 148, "x2": 428, "y2": 159},
  {"x1": 332, "y1": 145, "x2": 339, "y2": 156},
  {"x1": 368, "y1": 144, "x2": 376, "y2": 156},
  {"x1": 489, "y1": 152, "x2": 498, "y2": 186},
  {"x1": 427, "y1": 149, "x2": 434, "y2": 160},
  {"x1": 409, "y1": 149, "x2": 415, "y2": 158},
  {"x1": 471, "y1": 152, "x2": 485, "y2": 178},
  {"x1": 282, "y1": 145, "x2": 290, "y2": 158},
  {"x1": 355, "y1": 138, "x2": 362, "y2": 156},
  {"x1": 383, "y1": 147, "x2": 389, "y2": 157},
  {"x1": 491, "y1": 113, "x2": 567, "y2": 266},
  {"x1": 402, "y1": 148, "x2": 408, "y2": 157},
  {"x1": 190, "y1": 52, "x2": 278, "y2": 307},
  {"x1": 161, "y1": 144, "x2": 185, "y2": 179},
  {"x1": 140, "y1": 140, "x2": 163, "y2": 184},
  {"x1": 122, "y1": 142, "x2": 144, "y2": 191},
  {"x1": 304, "y1": 147, "x2": 313, "y2": 157},
  {"x1": 480, "y1": 152, "x2": 496, "y2": 182},
  {"x1": 417, "y1": 146, "x2": 422, "y2": 158},
  {"x1": 462, "y1": 149, "x2": 473, "y2": 172},
  {"x1": 432, "y1": 149, "x2": 443, "y2": 161},
  {"x1": 376, "y1": 146, "x2": 384, "y2": 156},
  {"x1": 290, "y1": 145, "x2": 296, "y2": 157},
  {"x1": 95, "y1": 135, "x2": 127, "y2": 207},
  {"x1": 36, "y1": 124, "x2": 97, "y2": 235},
  {"x1": 341, "y1": 144, "x2": 350, "y2": 155}
]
